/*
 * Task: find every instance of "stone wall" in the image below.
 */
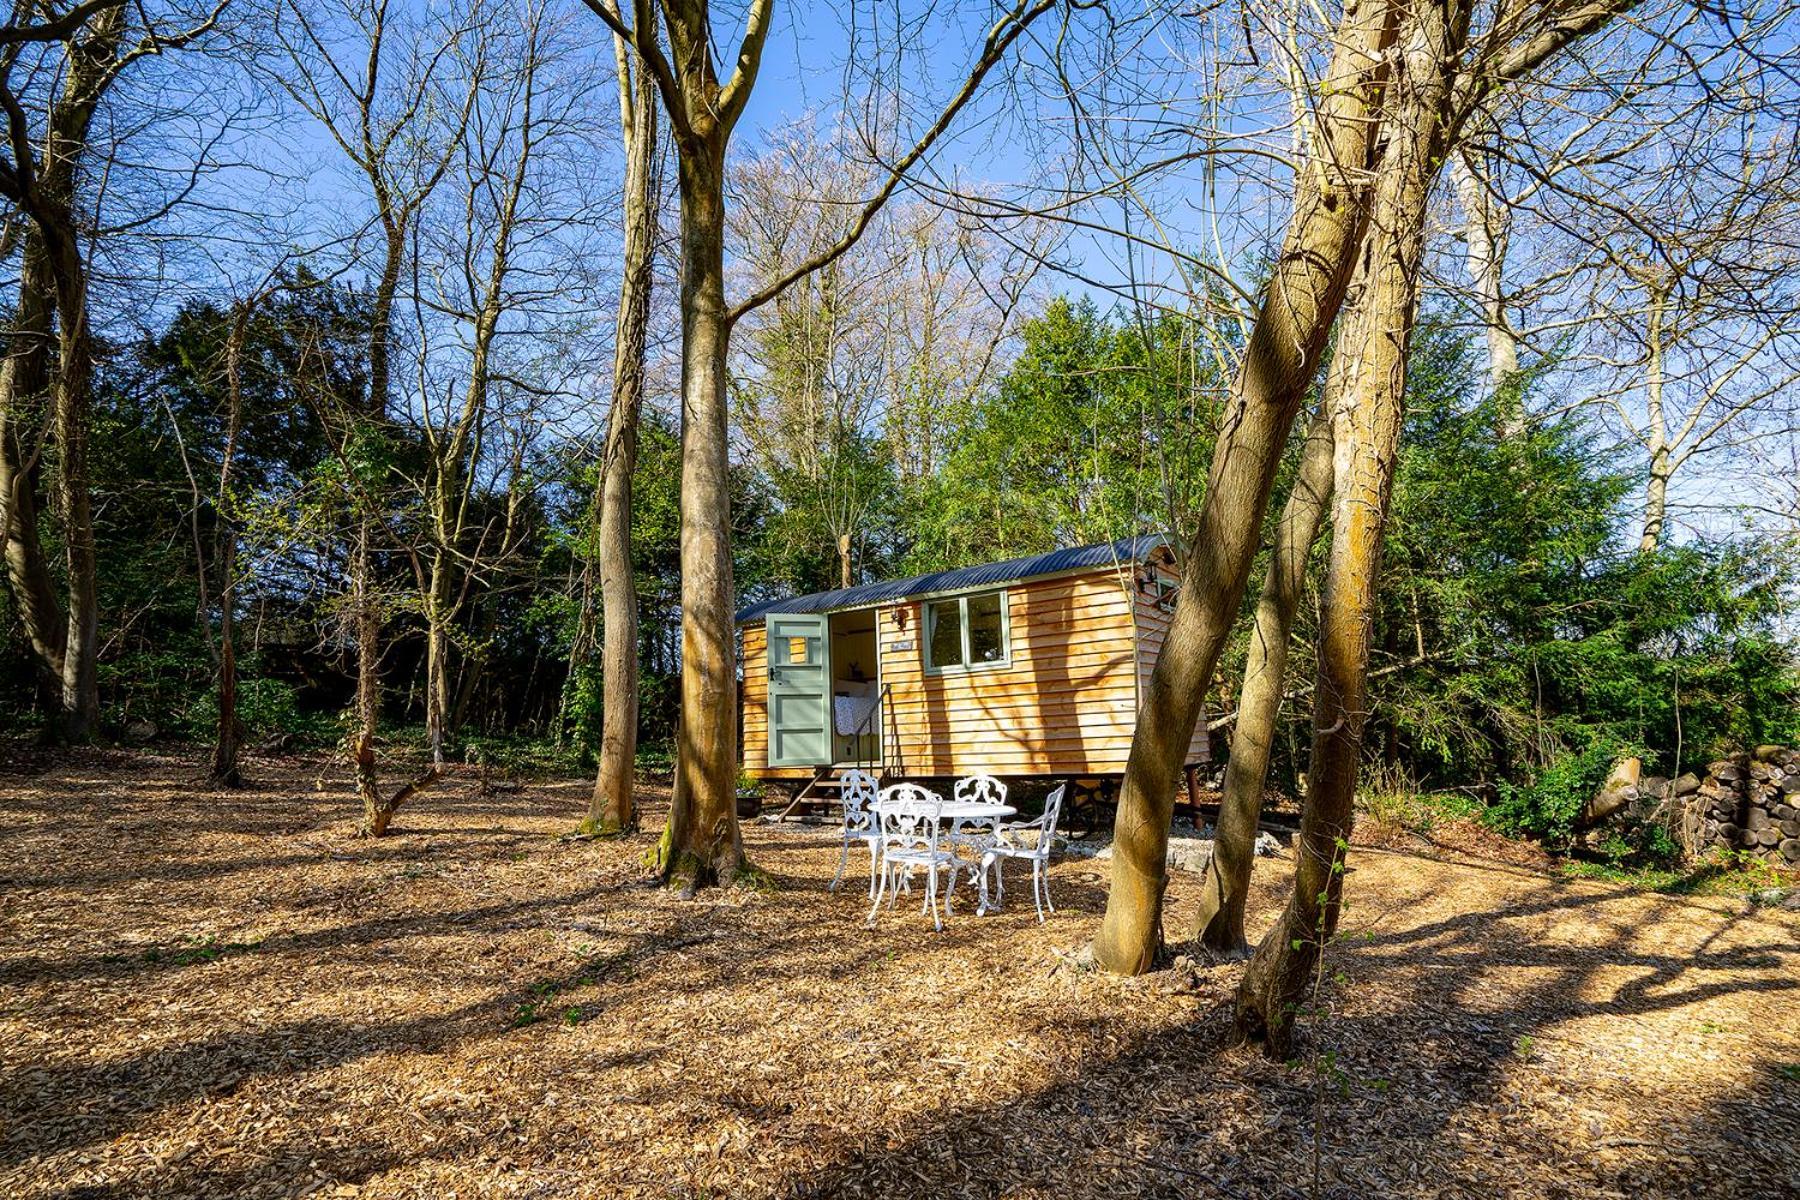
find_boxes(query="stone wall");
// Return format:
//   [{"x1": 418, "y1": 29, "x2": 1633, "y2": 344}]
[{"x1": 1671, "y1": 746, "x2": 1800, "y2": 866}]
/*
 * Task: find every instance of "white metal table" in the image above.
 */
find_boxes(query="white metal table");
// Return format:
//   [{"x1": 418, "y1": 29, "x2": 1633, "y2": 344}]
[{"x1": 868, "y1": 798, "x2": 1015, "y2": 916}]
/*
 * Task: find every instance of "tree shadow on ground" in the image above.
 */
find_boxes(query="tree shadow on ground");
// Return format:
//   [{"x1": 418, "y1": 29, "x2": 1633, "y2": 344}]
[{"x1": 777, "y1": 876, "x2": 1798, "y2": 1199}]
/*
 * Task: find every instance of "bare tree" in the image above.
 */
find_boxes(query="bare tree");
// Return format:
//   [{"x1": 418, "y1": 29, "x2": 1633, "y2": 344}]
[
  {"x1": 404, "y1": 0, "x2": 586, "y2": 767},
  {"x1": 276, "y1": 0, "x2": 481, "y2": 833},
  {"x1": 1088, "y1": 0, "x2": 1403, "y2": 974},
  {"x1": 1571, "y1": 127, "x2": 1800, "y2": 551},
  {"x1": 1091, "y1": 0, "x2": 1644, "y2": 976},
  {"x1": 587, "y1": 0, "x2": 1060, "y2": 889},
  {"x1": 583, "y1": 0, "x2": 659, "y2": 836},
  {"x1": 0, "y1": 0, "x2": 225, "y2": 741}
]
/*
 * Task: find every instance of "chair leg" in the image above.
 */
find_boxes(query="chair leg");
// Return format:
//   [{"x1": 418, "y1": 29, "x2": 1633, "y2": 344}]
[
  {"x1": 944, "y1": 862, "x2": 957, "y2": 917},
  {"x1": 926, "y1": 865, "x2": 942, "y2": 932},
  {"x1": 866, "y1": 841, "x2": 879, "y2": 899},
  {"x1": 830, "y1": 837, "x2": 851, "y2": 893},
  {"x1": 1041, "y1": 856, "x2": 1055, "y2": 914},
  {"x1": 867, "y1": 858, "x2": 890, "y2": 926},
  {"x1": 1032, "y1": 860, "x2": 1046, "y2": 923}
]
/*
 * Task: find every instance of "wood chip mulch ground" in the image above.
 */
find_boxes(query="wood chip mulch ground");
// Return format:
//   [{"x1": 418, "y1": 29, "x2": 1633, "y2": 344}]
[{"x1": 2, "y1": 749, "x2": 1796, "y2": 1199}]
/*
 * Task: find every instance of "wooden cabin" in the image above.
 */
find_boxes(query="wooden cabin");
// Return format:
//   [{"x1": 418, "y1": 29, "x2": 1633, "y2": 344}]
[{"x1": 736, "y1": 536, "x2": 1208, "y2": 786}]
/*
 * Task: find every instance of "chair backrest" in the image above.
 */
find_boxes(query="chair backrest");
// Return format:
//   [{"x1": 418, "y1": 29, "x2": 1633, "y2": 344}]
[
  {"x1": 1032, "y1": 784, "x2": 1068, "y2": 852},
  {"x1": 840, "y1": 770, "x2": 878, "y2": 831},
  {"x1": 954, "y1": 774, "x2": 1008, "y2": 806},
  {"x1": 877, "y1": 783, "x2": 944, "y2": 855}
]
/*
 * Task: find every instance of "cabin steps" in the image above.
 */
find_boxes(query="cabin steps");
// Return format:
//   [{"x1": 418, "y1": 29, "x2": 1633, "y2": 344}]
[{"x1": 771, "y1": 765, "x2": 890, "y2": 822}]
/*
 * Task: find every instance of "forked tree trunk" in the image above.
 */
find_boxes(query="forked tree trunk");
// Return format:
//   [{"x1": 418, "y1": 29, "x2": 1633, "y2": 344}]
[
  {"x1": 353, "y1": 233, "x2": 405, "y2": 835},
  {"x1": 1090, "y1": 0, "x2": 1400, "y2": 974},
  {"x1": 0, "y1": 2, "x2": 123, "y2": 741},
  {"x1": 1192, "y1": 403, "x2": 1335, "y2": 953},
  {"x1": 585, "y1": 38, "x2": 658, "y2": 837},
  {"x1": 1235, "y1": 0, "x2": 1466, "y2": 1058},
  {"x1": 0, "y1": 243, "x2": 68, "y2": 713},
  {"x1": 655, "y1": 133, "x2": 746, "y2": 887}
]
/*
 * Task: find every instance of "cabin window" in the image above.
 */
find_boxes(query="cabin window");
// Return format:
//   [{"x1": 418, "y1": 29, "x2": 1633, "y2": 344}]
[{"x1": 925, "y1": 589, "x2": 1010, "y2": 673}]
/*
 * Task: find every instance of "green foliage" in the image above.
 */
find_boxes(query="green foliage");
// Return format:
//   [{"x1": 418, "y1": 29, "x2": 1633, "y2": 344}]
[
  {"x1": 183, "y1": 677, "x2": 335, "y2": 746},
  {"x1": 1488, "y1": 734, "x2": 1640, "y2": 845},
  {"x1": 1559, "y1": 846, "x2": 1793, "y2": 896},
  {"x1": 904, "y1": 297, "x2": 1225, "y2": 572},
  {"x1": 1371, "y1": 321, "x2": 1800, "y2": 793}
]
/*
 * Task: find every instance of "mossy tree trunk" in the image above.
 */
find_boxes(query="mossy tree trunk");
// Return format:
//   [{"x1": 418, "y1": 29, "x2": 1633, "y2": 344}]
[
  {"x1": 1235, "y1": 0, "x2": 1462, "y2": 1057},
  {"x1": 1193, "y1": 403, "x2": 1334, "y2": 953},
  {"x1": 1090, "y1": 0, "x2": 1400, "y2": 974}
]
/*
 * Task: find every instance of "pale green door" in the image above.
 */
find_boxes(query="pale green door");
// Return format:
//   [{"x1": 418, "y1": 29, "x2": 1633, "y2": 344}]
[{"x1": 766, "y1": 612, "x2": 832, "y2": 767}]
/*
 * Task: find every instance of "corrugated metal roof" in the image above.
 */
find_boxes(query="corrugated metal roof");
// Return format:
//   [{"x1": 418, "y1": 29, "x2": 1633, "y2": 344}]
[{"x1": 734, "y1": 534, "x2": 1169, "y2": 624}]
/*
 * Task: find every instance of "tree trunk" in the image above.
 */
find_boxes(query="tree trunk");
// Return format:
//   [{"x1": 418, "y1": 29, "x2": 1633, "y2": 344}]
[
  {"x1": 1638, "y1": 287, "x2": 1670, "y2": 552},
  {"x1": 210, "y1": 528, "x2": 243, "y2": 787},
  {"x1": 0, "y1": 2, "x2": 123, "y2": 739},
  {"x1": 50, "y1": 235, "x2": 99, "y2": 742},
  {"x1": 1235, "y1": 0, "x2": 1465, "y2": 1058},
  {"x1": 1640, "y1": 451, "x2": 1671, "y2": 552},
  {"x1": 354, "y1": 526, "x2": 390, "y2": 834},
  {"x1": 208, "y1": 313, "x2": 247, "y2": 787},
  {"x1": 657, "y1": 133, "x2": 744, "y2": 887},
  {"x1": 585, "y1": 48, "x2": 658, "y2": 838},
  {"x1": 425, "y1": 586, "x2": 453, "y2": 765},
  {"x1": 1192, "y1": 403, "x2": 1335, "y2": 953},
  {"x1": 352, "y1": 222, "x2": 405, "y2": 827},
  {"x1": 0, "y1": 240, "x2": 68, "y2": 710},
  {"x1": 1452, "y1": 148, "x2": 1519, "y2": 409},
  {"x1": 1090, "y1": 0, "x2": 1400, "y2": 974}
]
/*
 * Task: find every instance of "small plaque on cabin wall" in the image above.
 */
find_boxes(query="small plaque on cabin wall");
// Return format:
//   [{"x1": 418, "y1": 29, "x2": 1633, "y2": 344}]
[{"x1": 889, "y1": 639, "x2": 914, "y2": 652}]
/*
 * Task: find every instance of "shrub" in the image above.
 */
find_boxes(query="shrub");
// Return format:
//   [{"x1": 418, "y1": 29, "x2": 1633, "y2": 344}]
[
  {"x1": 1488, "y1": 733, "x2": 1643, "y2": 846},
  {"x1": 185, "y1": 677, "x2": 332, "y2": 745}
]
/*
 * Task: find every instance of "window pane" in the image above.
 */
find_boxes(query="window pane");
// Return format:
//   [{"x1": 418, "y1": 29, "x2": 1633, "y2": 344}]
[
  {"x1": 785, "y1": 636, "x2": 809, "y2": 665},
  {"x1": 967, "y1": 592, "x2": 1006, "y2": 663},
  {"x1": 927, "y1": 600, "x2": 963, "y2": 667}
]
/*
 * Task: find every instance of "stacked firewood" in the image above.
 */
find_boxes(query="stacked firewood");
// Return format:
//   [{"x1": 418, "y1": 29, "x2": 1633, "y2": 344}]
[{"x1": 1673, "y1": 746, "x2": 1800, "y2": 865}]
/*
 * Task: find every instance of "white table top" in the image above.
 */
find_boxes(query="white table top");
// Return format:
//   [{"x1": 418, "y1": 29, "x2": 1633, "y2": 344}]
[{"x1": 870, "y1": 798, "x2": 1016, "y2": 821}]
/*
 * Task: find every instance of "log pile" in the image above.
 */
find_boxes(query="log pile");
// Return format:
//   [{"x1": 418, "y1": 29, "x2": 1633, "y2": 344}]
[{"x1": 1670, "y1": 745, "x2": 1800, "y2": 865}]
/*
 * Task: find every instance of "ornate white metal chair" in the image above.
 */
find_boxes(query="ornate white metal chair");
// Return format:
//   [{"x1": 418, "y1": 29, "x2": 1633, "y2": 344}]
[
  {"x1": 950, "y1": 773, "x2": 1009, "y2": 904},
  {"x1": 829, "y1": 769, "x2": 881, "y2": 897},
  {"x1": 978, "y1": 783, "x2": 1067, "y2": 921},
  {"x1": 954, "y1": 774, "x2": 1008, "y2": 807},
  {"x1": 869, "y1": 784, "x2": 958, "y2": 931}
]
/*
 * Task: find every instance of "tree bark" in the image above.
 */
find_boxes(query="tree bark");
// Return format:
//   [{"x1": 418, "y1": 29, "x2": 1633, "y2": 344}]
[
  {"x1": 657, "y1": 131, "x2": 746, "y2": 886},
  {"x1": 1192, "y1": 402, "x2": 1335, "y2": 953},
  {"x1": 1235, "y1": 0, "x2": 1467, "y2": 1058},
  {"x1": 0, "y1": 241, "x2": 68, "y2": 707},
  {"x1": 49, "y1": 233, "x2": 99, "y2": 742},
  {"x1": 208, "y1": 307, "x2": 249, "y2": 786},
  {"x1": 0, "y1": 0, "x2": 124, "y2": 741},
  {"x1": 1090, "y1": 0, "x2": 1400, "y2": 974},
  {"x1": 1452, "y1": 147, "x2": 1519, "y2": 407},
  {"x1": 585, "y1": 33, "x2": 658, "y2": 838},
  {"x1": 1638, "y1": 285, "x2": 1670, "y2": 552}
]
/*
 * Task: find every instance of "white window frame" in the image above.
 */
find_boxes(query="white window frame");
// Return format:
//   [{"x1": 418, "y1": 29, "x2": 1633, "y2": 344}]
[{"x1": 924, "y1": 588, "x2": 1011, "y2": 674}]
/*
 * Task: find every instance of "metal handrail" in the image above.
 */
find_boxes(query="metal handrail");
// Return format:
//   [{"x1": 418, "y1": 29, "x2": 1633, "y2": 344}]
[{"x1": 851, "y1": 681, "x2": 891, "y2": 779}]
